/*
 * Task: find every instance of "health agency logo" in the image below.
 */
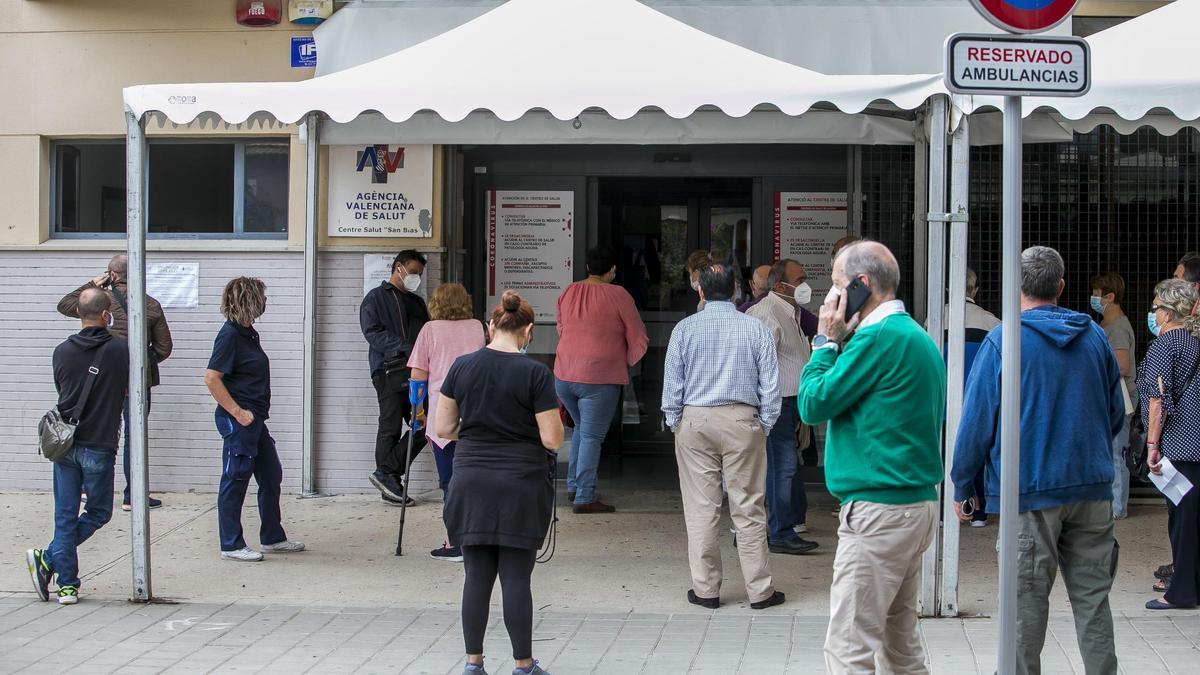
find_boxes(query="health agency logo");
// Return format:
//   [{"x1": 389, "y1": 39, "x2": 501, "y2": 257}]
[{"x1": 355, "y1": 145, "x2": 406, "y2": 185}]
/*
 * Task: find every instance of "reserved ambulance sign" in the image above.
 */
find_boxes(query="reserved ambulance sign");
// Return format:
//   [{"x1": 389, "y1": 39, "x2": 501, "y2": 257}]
[{"x1": 945, "y1": 34, "x2": 1089, "y2": 97}]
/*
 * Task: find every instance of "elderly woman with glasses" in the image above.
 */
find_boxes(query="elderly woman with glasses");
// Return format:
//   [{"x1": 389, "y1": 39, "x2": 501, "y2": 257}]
[{"x1": 1141, "y1": 278, "x2": 1200, "y2": 609}]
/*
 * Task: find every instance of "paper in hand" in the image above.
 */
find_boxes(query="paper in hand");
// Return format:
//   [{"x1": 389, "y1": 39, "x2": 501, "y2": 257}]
[{"x1": 1149, "y1": 457, "x2": 1195, "y2": 506}]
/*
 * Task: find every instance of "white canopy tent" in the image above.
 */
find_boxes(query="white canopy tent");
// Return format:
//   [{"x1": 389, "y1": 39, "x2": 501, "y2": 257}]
[{"x1": 116, "y1": 0, "x2": 1200, "y2": 615}]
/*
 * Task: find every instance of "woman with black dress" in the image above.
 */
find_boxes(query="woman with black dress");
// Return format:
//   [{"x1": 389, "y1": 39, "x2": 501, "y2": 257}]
[
  {"x1": 436, "y1": 290, "x2": 563, "y2": 675},
  {"x1": 1141, "y1": 278, "x2": 1200, "y2": 609}
]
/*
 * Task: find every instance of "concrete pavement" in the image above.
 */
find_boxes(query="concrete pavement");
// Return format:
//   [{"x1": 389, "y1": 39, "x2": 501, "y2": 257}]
[{"x1": 1, "y1": 491, "x2": 1196, "y2": 673}]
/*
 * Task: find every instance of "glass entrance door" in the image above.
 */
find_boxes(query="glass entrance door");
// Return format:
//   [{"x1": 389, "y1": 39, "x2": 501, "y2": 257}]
[{"x1": 599, "y1": 178, "x2": 753, "y2": 459}]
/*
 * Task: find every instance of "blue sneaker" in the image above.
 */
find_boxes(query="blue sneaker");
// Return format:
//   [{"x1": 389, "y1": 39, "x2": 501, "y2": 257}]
[
  {"x1": 513, "y1": 661, "x2": 550, "y2": 675},
  {"x1": 26, "y1": 549, "x2": 52, "y2": 602},
  {"x1": 463, "y1": 663, "x2": 488, "y2": 675}
]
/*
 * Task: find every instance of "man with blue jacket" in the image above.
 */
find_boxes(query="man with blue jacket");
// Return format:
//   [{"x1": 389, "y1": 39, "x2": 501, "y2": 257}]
[{"x1": 952, "y1": 246, "x2": 1124, "y2": 675}]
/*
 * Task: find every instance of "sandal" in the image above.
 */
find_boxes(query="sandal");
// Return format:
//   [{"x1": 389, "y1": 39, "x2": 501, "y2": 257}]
[
  {"x1": 1153, "y1": 579, "x2": 1171, "y2": 593},
  {"x1": 1154, "y1": 564, "x2": 1175, "y2": 580},
  {"x1": 1146, "y1": 598, "x2": 1196, "y2": 610}
]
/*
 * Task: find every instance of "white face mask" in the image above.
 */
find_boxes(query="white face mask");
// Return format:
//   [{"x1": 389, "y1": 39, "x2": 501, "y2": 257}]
[
  {"x1": 793, "y1": 282, "x2": 813, "y2": 306},
  {"x1": 403, "y1": 273, "x2": 422, "y2": 293}
]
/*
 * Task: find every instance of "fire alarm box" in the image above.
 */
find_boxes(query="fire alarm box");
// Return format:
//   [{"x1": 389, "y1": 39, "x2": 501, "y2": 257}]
[
  {"x1": 289, "y1": 0, "x2": 333, "y2": 25},
  {"x1": 237, "y1": 0, "x2": 282, "y2": 27}
]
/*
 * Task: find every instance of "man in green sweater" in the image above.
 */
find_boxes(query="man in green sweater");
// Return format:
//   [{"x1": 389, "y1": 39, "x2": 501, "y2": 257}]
[{"x1": 798, "y1": 241, "x2": 945, "y2": 675}]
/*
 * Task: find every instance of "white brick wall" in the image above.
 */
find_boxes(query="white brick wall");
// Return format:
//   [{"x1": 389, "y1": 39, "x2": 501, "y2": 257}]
[{"x1": 0, "y1": 249, "x2": 443, "y2": 495}]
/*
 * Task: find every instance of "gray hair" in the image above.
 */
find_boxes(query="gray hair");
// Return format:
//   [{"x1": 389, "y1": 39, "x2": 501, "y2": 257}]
[
  {"x1": 966, "y1": 267, "x2": 978, "y2": 293},
  {"x1": 1020, "y1": 246, "x2": 1064, "y2": 302},
  {"x1": 838, "y1": 241, "x2": 900, "y2": 296},
  {"x1": 1154, "y1": 278, "x2": 1200, "y2": 338},
  {"x1": 767, "y1": 259, "x2": 798, "y2": 289},
  {"x1": 108, "y1": 253, "x2": 129, "y2": 276}
]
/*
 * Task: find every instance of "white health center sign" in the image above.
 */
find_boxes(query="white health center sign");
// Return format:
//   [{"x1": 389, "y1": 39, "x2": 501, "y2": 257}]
[
  {"x1": 328, "y1": 144, "x2": 434, "y2": 237},
  {"x1": 487, "y1": 190, "x2": 575, "y2": 323},
  {"x1": 773, "y1": 192, "x2": 847, "y2": 305},
  {"x1": 945, "y1": 34, "x2": 1089, "y2": 97},
  {"x1": 146, "y1": 262, "x2": 199, "y2": 309}
]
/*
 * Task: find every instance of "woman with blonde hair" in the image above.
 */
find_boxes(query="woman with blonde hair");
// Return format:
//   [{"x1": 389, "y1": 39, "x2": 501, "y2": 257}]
[
  {"x1": 1141, "y1": 278, "x2": 1200, "y2": 609},
  {"x1": 204, "y1": 277, "x2": 304, "y2": 562},
  {"x1": 437, "y1": 290, "x2": 562, "y2": 675},
  {"x1": 407, "y1": 282, "x2": 486, "y2": 562}
]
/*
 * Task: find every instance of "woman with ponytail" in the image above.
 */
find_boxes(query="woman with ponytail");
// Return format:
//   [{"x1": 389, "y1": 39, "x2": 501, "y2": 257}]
[
  {"x1": 1140, "y1": 278, "x2": 1200, "y2": 609},
  {"x1": 436, "y1": 290, "x2": 563, "y2": 675}
]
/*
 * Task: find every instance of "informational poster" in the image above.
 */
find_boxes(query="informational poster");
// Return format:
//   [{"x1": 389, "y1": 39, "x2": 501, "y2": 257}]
[
  {"x1": 487, "y1": 190, "x2": 574, "y2": 322},
  {"x1": 147, "y1": 262, "x2": 199, "y2": 309},
  {"x1": 773, "y1": 192, "x2": 848, "y2": 303},
  {"x1": 327, "y1": 144, "x2": 434, "y2": 237},
  {"x1": 362, "y1": 254, "x2": 426, "y2": 301}
]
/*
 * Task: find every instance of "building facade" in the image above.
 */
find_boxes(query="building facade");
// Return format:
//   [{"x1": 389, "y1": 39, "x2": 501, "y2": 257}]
[{"x1": 0, "y1": 0, "x2": 1189, "y2": 496}]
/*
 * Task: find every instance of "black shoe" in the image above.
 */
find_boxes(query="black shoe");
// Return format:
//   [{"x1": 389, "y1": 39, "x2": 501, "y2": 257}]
[
  {"x1": 687, "y1": 589, "x2": 719, "y2": 609},
  {"x1": 1155, "y1": 564, "x2": 1175, "y2": 580},
  {"x1": 370, "y1": 471, "x2": 406, "y2": 502},
  {"x1": 769, "y1": 537, "x2": 819, "y2": 555},
  {"x1": 121, "y1": 496, "x2": 163, "y2": 512},
  {"x1": 381, "y1": 493, "x2": 417, "y2": 507},
  {"x1": 567, "y1": 492, "x2": 576, "y2": 503},
  {"x1": 26, "y1": 549, "x2": 52, "y2": 602},
  {"x1": 750, "y1": 591, "x2": 785, "y2": 610},
  {"x1": 430, "y1": 544, "x2": 464, "y2": 562}
]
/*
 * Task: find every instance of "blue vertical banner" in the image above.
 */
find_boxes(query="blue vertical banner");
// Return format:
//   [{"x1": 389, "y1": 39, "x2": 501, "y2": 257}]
[{"x1": 291, "y1": 36, "x2": 317, "y2": 68}]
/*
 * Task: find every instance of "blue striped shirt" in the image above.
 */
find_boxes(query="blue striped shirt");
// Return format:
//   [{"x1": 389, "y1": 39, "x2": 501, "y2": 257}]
[{"x1": 661, "y1": 301, "x2": 781, "y2": 432}]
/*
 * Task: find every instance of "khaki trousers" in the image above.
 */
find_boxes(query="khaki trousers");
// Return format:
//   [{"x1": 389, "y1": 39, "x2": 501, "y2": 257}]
[
  {"x1": 825, "y1": 500, "x2": 937, "y2": 675},
  {"x1": 674, "y1": 404, "x2": 775, "y2": 604}
]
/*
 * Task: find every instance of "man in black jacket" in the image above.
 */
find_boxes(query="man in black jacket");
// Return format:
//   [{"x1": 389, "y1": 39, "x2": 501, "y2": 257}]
[
  {"x1": 28, "y1": 288, "x2": 129, "y2": 605},
  {"x1": 360, "y1": 250, "x2": 430, "y2": 504}
]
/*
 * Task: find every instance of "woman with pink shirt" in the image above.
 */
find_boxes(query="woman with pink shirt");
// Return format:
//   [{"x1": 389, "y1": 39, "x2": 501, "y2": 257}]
[
  {"x1": 555, "y1": 247, "x2": 649, "y2": 514},
  {"x1": 408, "y1": 283, "x2": 486, "y2": 561}
]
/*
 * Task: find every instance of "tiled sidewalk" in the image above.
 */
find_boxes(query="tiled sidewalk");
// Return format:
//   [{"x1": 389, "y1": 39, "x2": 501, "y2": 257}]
[{"x1": 0, "y1": 593, "x2": 1195, "y2": 674}]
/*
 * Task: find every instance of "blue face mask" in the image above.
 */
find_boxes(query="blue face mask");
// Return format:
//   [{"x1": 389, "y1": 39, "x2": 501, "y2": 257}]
[
  {"x1": 1089, "y1": 296, "x2": 1105, "y2": 314},
  {"x1": 1148, "y1": 311, "x2": 1162, "y2": 337}
]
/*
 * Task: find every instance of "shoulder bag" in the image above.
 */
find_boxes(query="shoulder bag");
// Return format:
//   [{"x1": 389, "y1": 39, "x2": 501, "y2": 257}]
[{"x1": 38, "y1": 343, "x2": 108, "y2": 462}]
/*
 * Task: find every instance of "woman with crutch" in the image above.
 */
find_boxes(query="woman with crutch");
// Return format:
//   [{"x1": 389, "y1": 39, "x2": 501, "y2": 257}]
[{"x1": 436, "y1": 290, "x2": 562, "y2": 675}]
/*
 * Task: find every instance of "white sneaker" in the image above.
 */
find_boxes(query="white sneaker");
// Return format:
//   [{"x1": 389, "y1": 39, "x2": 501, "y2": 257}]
[
  {"x1": 261, "y1": 541, "x2": 306, "y2": 553},
  {"x1": 220, "y1": 547, "x2": 264, "y2": 562},
  {"x1": 970, "y1": 520, "x2": 988, "y2": 528},
  {"x1": 793, "y1": 524, "x2": 808, "y2": 534}
]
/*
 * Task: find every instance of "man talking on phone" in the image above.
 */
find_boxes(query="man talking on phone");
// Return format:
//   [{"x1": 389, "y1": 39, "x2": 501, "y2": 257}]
[{"x1": 797, "y1": 240, "x2": 945, "y2": 674}]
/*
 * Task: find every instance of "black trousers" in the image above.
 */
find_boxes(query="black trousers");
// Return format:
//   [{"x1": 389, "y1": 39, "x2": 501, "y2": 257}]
[
  {"x1": 371, "y1": 372, "x2": 427, "y2": 478},
  {"x1": 461, "y1": 545, "x2": 537, "y2": 660},
  {"x1": 1166, "y1": 460, "x2": 1200, "y2": 607}
]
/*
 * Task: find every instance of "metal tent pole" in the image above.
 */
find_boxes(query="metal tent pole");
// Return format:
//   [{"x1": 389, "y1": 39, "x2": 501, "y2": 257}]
[
  {"x1": 301, "y1": 112, "x2": 321, "y2": 496},
  {"x1": 997, "y1": 94, "x2": 1024, "y2": 675},
  {"x1": 124, "y1": 110, "x2": 152, "y2": 602},
  {"x1": 919, "y1": 93, "x2": 948, "y2": 617},
  {"x1": 941, "y1": 113, "x2": 970, "y2": 616}
]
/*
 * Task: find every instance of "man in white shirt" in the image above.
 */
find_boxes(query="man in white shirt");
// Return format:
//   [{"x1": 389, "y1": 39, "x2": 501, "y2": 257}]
[{"x1": 748, "y1": 259, "x2": 819, "y2": 554}]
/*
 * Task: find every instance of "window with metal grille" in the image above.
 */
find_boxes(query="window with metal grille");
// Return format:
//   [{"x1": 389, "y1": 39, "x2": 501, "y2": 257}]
[{"x1": 860, "y1": 145, "x2": 916, "y2": 310}]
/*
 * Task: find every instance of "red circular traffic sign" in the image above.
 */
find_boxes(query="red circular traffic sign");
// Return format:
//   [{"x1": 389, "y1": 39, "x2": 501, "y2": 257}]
[{"x1": 970, "y1": 0, "x2": 1080, "y2": 34}]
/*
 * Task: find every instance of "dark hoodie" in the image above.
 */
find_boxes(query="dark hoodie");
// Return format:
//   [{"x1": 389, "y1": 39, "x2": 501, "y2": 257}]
[
  {"x1": 951, "y1": 305, "x2": 1125, "y2": 513},
  {"x1": 53, "y1": 327, "x2": 129, "y2": 452}
]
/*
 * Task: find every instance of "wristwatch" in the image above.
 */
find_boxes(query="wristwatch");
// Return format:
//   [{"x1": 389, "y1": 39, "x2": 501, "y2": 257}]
[{"x1": 813, "y1": 335, "x2": 839, "y2": 352}]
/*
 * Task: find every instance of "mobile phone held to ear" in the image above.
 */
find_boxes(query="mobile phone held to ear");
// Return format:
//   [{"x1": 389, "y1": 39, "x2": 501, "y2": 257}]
[{"x1": 844, "y1": 278, "x2": 871, "y2": 322}]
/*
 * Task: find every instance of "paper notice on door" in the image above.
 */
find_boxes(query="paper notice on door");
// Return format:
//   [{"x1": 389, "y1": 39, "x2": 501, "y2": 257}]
[{"x1": 1149, "y1": 457, "x2": 1194, "y2": 506}]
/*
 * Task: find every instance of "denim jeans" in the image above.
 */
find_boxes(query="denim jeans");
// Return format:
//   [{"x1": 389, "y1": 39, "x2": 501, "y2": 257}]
[
  {"x1": 766, "y1": 397, "x2": 802, "y2": 542},
  {"x1": 47, "y1": 445, "x2": 116, "y2": 589},
  {"x1": 555, "y1": 380, "x2": 621, "y2": 504},
  {"x1": 215, "y1": 409, "x2": 287, "y2": 551},
  {"x1": 431, "y1": 440, "x2": 456, "y2": 498},
  {"x1": 1111, "y1": 414, "x2": 1132, "y2": 519},
  {"x1": 121, "y1": 390, "x2": 151, "y2": 504}
]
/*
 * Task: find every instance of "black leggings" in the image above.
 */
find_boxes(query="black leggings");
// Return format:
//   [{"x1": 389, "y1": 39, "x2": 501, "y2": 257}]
[{"x1": 462, "y1": 545, "x2": 537, "y2": 660}]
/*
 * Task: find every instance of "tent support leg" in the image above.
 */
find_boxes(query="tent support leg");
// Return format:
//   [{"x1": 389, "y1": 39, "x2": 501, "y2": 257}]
[
  {"x1": 941, "y1": 114, "x2": 970, "y2": 617},
  {"x1": 125, "y1": 110, "x2": 152, "y2": 602},
  {"x1": 918, "y1": 94, "x2": 948, "y2": 618},
  {"x1": 301, "y1": 112, "x2": 321, "y2": 497}
]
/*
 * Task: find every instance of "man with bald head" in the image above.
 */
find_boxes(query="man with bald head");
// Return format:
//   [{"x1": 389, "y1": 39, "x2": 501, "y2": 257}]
[
  {"x1": 59, "y1": 254, "x2": 173, "y2": 510},
  {"x1": 798, "y1": 240, "x2": 945, "y2": 673},
  {"x1": 737, "y1": 265, "x2": 773, "y2": 313},
  {"x1": 29, "y1": 287, "x2": 130, "y2": 605}
]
